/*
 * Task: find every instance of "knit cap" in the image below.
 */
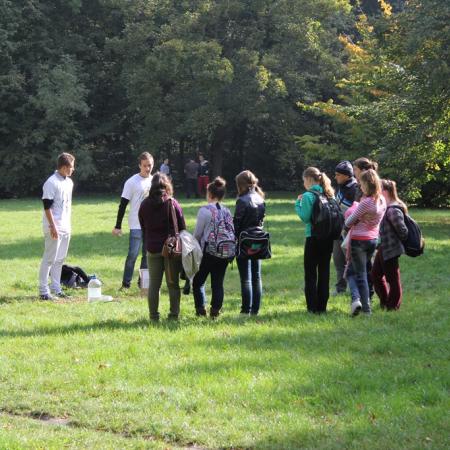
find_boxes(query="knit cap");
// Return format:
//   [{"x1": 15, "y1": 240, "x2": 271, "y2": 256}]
[{"x1": 335, "y1": 160, "x2": 353, "y2": 177}]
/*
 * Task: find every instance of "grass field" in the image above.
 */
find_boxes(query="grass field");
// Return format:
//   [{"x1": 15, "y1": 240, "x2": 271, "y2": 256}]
[{"x1": 0, "y1": 194, "x2": 449, "y2": 449}]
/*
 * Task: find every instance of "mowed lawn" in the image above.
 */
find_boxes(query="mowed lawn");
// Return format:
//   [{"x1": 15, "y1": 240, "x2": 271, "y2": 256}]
[{"x1": 0, "y1": 194, "x2": 449, "y2": 449}]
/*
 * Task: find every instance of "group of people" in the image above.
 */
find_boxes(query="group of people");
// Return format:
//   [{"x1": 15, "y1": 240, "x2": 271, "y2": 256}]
[
  {"x1": 39, "y1": 152, "x2": 409, "y2": 321},
  {"x1": 295, "y1": 158, "x2": 409, "y2": 316}
]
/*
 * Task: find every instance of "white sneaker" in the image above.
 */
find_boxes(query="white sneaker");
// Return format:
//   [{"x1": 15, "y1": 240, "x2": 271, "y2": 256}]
[{"x1": 351, "y1": 300, "x2": 362, "y2": 316}]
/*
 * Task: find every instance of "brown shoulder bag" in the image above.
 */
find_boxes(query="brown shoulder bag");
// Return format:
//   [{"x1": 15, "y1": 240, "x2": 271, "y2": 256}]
[{"x1": 161, "y1": 199, "x2": 182, "y2": 259}]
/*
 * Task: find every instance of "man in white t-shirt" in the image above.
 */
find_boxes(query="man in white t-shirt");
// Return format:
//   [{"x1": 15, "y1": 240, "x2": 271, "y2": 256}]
[
  {"x1": 112, "y1": 152, "x2": 154, "y2": 288},
  {"x1": 38, "y1": 153, "x2": 75, "y2": 300}
]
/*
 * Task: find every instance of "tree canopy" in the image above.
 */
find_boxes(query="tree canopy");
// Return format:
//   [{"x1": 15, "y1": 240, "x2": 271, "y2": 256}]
[{"x1": 0, "y1": 0, "x2": 448, "y2": 205}]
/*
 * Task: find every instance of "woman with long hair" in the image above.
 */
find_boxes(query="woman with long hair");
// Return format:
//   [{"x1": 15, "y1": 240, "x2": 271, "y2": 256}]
[
  {"x1": 295, "y1": 167, "x2": 335, "y2": 313},
  {"x1": 138, "y1": 172, "x2": 186, "y2": 321},
  {"x1": 192, "y1": 177, "x2": 234, "y2": 318},
  {"x1": 371, "y1": 179, "x2": 408, "y2": 310},
  {"x1": 344, "y1": 169, "x2": 386, "y2": 315},
  {"x1": 234, "y1": 170, "x2": 266, "y2": 315}
]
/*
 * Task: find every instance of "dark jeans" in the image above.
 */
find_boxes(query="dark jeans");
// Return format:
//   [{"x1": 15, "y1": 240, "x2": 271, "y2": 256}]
[
  {"x1": 237, "y1": 258, "x2": 262, "y2": 314},
  {"x1": 192, "y1": 253, "x2": 229, "y2": 313},
  {"x1": 333, "y1": 238, "x2": 347, "y2": 292},
  {"x1": 349, "y1": 239, "x2": 377, "y2": 313},
  {"x1": 123, "y1": 229, "x2": 147, "y2": 286},
  {"x1": 304, "y1": 236, "x2": 334, "y2": 313},
  {"x1": 186, "y1": 178, "x2": 198, "y2": 198},
  {"x1": 371, "y1": 248, "x2": 402, "y2": 310}
]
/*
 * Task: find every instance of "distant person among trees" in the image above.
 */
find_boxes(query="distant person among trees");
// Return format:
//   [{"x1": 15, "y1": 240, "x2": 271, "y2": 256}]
[
  {"x1": 138, "y1": 173, "x2": 186, "y2": 321},
  {"x1": 184, "y1": 158, "x2": 199, "y2": 198},
  {"x1": 344, "y1": 169, "x2": 386, "y2": 316},
  {"x1": 234, "y1": 170, "x2": 266, "y2": 316},
  {"x1": 197, "y1": 153, "x2": 210, "y2": 197},
  {"x1": 112, "y1": 152, "x2": 154, "y2": 289},
  {"x1": 295, "y1": 167, "x2": 336, "y2": 314},
  {"x1": 38, "y1": 152, "x2": 75, "y2": 300},
  {"x1": 371, "y1": 179, "x2": 409, "y2": 310},
  {"x1": 192, "y1": 177, "x2": 234, "y2": 319},
  {"x1": 333, "y1": 161, "x2": 358, "y2": 295},
  {"x1": 159, "y1": 158, "x2": 171, "y2": 178}
]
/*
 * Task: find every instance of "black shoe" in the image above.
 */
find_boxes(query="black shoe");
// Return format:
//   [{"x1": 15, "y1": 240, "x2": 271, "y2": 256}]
[
  {"x1": 196, "y1": 308, "x2": 207, "y2": 317},
  {"x1": 55, "y1": 291, "x2": 71, "y2": 299},
  {"x1": 167, "y1": 314, "x2": 179, "y2": 321},
  {"x1": 182, "y1": 281, "x2": 191, "y2": 295},
  {"x1": 120, "y1": 283, "x2": 130, "y2": 291},
  {"x1": 39, "y1": 294, "x2": 54, "y2": 301},
  {"x1": 210, "y1": 308, "x2": 220, "y2": 319}
]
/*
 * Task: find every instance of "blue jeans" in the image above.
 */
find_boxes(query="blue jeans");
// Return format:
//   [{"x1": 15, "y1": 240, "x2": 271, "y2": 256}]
[
  {"x1": 123, "y1": 229, "x2": 147, "y2": 286},
  {"x1": 193, "y1": 253, "x2": 229, "y2": 313},
  {"x1": 237, "y1": 258, "x2": 262, "y2": 314},
  {"x1": 348, "y1": 239, "x2": 377, "y2": 313}
]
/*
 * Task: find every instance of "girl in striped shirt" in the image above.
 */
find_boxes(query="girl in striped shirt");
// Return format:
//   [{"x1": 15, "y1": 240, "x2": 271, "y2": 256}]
[{"x1": 344, "y1": 169, "x2": 386, "y2": 315}]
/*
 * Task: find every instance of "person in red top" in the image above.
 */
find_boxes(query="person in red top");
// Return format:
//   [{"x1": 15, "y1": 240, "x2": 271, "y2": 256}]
[{"x1": 138, "y1": 173, "x2": 186, "y2": 321}]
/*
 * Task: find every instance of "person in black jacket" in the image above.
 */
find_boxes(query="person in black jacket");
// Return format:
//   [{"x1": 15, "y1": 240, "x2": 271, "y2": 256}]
[
  {"x1": 332, "y1": 161, "x2": 357, "y2": 295},
  {"x1": 234, "y1": 170, "x2": 266, "y2": 315}
]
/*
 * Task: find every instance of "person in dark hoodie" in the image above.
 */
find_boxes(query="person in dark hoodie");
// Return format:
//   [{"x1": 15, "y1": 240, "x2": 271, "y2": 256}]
[{"x1": 332, "y1": 161, "x2": 358, "y2": 295}]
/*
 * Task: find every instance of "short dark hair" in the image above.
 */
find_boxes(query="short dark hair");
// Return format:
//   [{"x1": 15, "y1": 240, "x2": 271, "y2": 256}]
[
  {"x1": 138, "y1": 152, "x2": 154, "y2": 164},
  {"x1": 57, "y1": 152, "x2": 75, "y2": 169},
  {"x1": 207, "y1": 177, "x2": 226, "y2": 200}
]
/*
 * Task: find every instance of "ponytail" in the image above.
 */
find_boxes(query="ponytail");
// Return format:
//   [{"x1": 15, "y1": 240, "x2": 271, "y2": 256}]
[{"x1": 303, "y1": 167, "x2": 335, "y2": 198}]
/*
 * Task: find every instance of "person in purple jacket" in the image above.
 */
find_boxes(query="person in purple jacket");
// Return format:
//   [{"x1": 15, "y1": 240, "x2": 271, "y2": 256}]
[
  {"x1": 371, "y1": 179, "x2": 409, "y2": 310},
  {"x1": 138, "y1": 173, "x2": 186, "y2": 321}
]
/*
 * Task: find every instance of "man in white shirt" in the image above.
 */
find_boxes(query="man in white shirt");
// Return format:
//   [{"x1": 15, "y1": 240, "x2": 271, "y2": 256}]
[
  {"x1": 112, "y1": 152, "x2": 154, "y2": 288},
  {"x1": 39, "y1": 153, "x2": 75, "y2": 300}
]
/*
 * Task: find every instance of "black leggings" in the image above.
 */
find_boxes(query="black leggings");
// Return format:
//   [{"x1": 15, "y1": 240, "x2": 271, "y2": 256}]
[{"x1": 304, "y1": 236, "x2": 334, "y2": 313}]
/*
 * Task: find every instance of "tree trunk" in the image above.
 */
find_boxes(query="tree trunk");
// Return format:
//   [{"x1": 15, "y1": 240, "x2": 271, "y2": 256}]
[{"x1": 210, "y1": 125, "x2": 228, "y2": 178}]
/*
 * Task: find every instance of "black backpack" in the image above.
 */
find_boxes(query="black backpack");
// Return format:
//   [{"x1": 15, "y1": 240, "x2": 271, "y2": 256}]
[
  {"x1": 237, "y1": 226, "x2": 272, "y2": 260},
  {"x1": 309, "y1": 191, "x2": 344, "y2": 240},
  {"x1": 60, "y1": 264, "x2": 91, "y2": 288},
  {"x1": 387, "y1": 205, "x2": 424, "y2": 257}
]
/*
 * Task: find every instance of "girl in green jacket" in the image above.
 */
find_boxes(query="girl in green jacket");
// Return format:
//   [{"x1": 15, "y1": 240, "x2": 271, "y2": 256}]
[{"x1": 295, "y1": 167, "x2": 335, "y2": 313}]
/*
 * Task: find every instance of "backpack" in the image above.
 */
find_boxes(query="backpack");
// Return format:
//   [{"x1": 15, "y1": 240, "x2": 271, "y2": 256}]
[
  {"x1": 237, "y1": 226, "x2": 272, "y2": 260},
  {"x1": 60, "y1": 264, "x2": 92, "y2": 288},
  {"x1": 309, "y1": 191, "x2": 344, "y2": 240},
  {"x1": 205, "y1": 204, "x2": 236, "y2": 260},
  {"x1": 387, "y1": 205, "x2": 424, "y2": 257}
]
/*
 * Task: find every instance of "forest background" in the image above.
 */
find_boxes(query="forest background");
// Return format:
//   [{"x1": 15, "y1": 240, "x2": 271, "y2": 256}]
[{"x1": 0, "y1": 0, "x2": 448, "y2": 206}]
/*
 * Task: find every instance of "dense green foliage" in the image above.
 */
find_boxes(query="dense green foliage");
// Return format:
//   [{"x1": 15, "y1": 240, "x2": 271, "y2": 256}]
[
  {"x1": 0, "y1": 1, "x2": 448, "y2": 204},
  {"x1": 0, "y1": 196, "x2": 449, "y2": 448}
]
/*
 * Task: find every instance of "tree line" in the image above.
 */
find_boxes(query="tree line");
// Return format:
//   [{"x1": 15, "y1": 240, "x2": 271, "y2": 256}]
[{"x1": 0, "y1": 0, "x2": 448, "y2": 206}]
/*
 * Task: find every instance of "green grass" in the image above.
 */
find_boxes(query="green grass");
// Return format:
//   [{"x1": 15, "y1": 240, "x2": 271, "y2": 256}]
[{"x1": 0, "y1": 194, "x2": 449, "y2": 449}]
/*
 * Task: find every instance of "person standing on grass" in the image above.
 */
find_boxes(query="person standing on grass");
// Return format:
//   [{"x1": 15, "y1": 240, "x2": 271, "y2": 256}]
[
  {"x1": 192, "y1": 177, "x2": 234, "y2": 319},
  {"x1": 160, "y1": 158, "x2": 171, "y2": 178},
  {"x1": 234, "y1": 170, "x2": 266, "y2": 316},
  {"x1": 332, "y1": 161, "x2": 358, "y2": 295},
  {"x1": 38, "y1": 152, "x2": 75, "y2": 300},
  {"x1": 138, "y1": 173, "x2": 186, "y2": 321},
  {"x1": 344, "y1": 169, "x2": 386, "y2": 316},
  {"x1": 371, "y1": 179, "x2": 408, "y2": 310},
  {"x1": 112, "y1": 152, "x2": 154, "y2": 289},
  {"x1": 295, "y1": 167, "x2": 336, "y2": 314},
  {"x1": 184, "y1": 158, "x2": 199, "y2": 198},
  {"x1": 197, "y1": 153, "x2": 210, "y2": 197}
]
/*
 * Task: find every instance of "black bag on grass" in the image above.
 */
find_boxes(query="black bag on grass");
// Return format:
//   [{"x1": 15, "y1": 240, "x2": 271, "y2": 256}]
[{"x1": 60, "y1": 264, "x2": 91, "y2": 288}]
